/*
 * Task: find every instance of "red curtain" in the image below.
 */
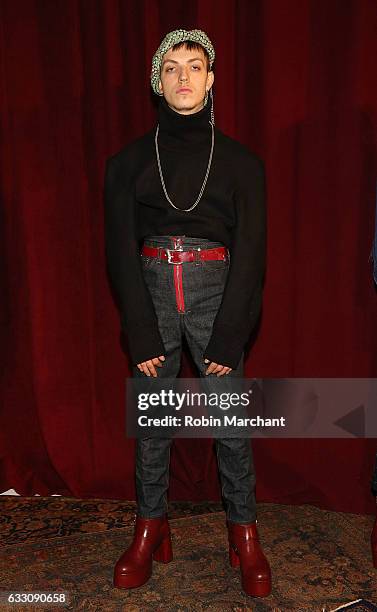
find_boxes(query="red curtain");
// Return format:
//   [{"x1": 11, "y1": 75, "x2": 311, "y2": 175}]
[{"x1": 1, "y1": 0, "x2": 376, "y2": 513}]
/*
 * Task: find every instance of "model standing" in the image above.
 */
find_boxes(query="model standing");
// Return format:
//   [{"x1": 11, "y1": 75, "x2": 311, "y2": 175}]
[{"x1": 104, "y1": 28, "x2": 271, "y2": 598}]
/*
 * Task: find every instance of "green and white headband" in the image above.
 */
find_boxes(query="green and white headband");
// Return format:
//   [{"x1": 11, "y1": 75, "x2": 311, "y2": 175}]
[{"x1": 150, "y1": 28, "x2": 215, "y2": 97}]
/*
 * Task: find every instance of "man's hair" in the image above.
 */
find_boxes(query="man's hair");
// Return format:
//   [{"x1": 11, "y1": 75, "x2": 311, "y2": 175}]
[{"x1": 170, "y1": 40, "x2": 212, "y2": 72}]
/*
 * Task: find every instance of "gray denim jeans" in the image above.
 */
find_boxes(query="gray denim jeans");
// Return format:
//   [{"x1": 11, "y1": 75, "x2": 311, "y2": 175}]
[{"x1": 132, "y1": 235, "x2": 257, "y2": 524}]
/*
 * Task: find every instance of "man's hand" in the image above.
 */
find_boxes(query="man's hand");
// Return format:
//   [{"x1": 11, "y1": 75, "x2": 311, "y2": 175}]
[
  {"x1": 137, "y1": 355, "x2": 165, "y2": 377},
  {"x1": 204, "y1": 358, "x2": 232, "y2": 376}
]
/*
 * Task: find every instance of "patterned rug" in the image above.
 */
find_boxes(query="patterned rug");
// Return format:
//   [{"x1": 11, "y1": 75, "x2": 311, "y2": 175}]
[{"x1": 1, "y1": 497, "x2": 376, "y2": 611}]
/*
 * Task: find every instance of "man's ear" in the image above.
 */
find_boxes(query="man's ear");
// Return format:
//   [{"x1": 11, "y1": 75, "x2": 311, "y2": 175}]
[
  {"x1": 158, "y1": 79, "x2": 163, "y2": 94},
  {"x1": 207, "y1": 70, "x2": 214, "y2": 90}
]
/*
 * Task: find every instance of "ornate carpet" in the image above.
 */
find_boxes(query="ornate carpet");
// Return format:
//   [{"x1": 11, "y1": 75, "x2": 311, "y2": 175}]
[{"x1": 0, "y1": 497, "x2": 376, "y2": 611}]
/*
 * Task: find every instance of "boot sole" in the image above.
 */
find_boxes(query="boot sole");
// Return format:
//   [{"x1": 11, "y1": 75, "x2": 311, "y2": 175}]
[
  {"x1": 229, "y1": 545, "x2": 272, "y2": 597},
  {"x1": 114, "y1": 568, "x2": 151, "y2": 589},
  {"x1": 114, "y1": 537, "x2": 173, "y2": 589},
  {"x1": 241, "y1": 579, "x2": 272, "y2": 598}
]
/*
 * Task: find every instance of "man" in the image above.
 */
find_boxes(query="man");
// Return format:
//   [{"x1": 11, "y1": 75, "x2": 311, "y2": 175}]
[{"x1": 104, "y1": 28, "x2": 271, "y2": 598}]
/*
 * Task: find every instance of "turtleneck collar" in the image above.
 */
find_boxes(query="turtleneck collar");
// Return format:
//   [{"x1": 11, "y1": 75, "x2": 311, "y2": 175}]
[{"x1": 156, "y1": 95, "x2": 212, "y2": 152}]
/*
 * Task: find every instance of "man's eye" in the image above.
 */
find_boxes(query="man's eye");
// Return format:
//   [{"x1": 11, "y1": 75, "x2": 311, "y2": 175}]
[{"x1": 166, "y1": 66, "x2": 200, "y2": 72}]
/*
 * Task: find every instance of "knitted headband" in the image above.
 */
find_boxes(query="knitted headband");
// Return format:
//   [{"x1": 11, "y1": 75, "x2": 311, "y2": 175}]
[{"x1": 150, "y1": 28, "x2": 215, "y2": 97}]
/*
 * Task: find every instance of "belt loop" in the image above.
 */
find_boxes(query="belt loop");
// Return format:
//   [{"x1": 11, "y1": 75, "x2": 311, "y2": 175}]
[
  {"x1": 157, "y1": 246, "x2": 162, "y2": 264},
  {"x1": 194, "y1": 247, "x2": 201, "y2": 266}
]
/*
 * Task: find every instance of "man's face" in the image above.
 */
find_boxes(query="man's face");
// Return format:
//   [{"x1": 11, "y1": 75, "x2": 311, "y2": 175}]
[{"x1": 158, "y1": 45, "x2": 214, "y2": 115}]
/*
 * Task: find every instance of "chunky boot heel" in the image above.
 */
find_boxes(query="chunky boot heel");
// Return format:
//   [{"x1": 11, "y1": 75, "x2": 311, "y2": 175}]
[
  {"x1": 113, "y1": 514, "x2": 173, "y2": 589},
  {"x1": 227, "y1": 519, "x2": 272, "y2": 598},
  {"x1": 153, "y1": 534, "x2": 173, "y2": 563},
  {"x1": 229, "y1": 544, "x2": 240, "y2": 567}
]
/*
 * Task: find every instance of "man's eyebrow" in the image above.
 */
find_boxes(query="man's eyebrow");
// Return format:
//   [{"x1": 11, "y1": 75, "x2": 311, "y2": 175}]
[{"x1": 162, "y1": 57, "x2": 204, "y2": 66}]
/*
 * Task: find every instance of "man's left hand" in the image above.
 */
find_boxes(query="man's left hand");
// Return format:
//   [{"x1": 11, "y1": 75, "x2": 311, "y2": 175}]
[{"x1": 204, "y1": 358, "x2": 232, "y2": 376}]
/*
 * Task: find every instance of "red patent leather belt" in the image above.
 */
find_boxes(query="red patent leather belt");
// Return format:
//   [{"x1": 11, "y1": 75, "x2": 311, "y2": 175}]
[{"x1": 141, "y1": 244, "x2": 229, "y2": 265}]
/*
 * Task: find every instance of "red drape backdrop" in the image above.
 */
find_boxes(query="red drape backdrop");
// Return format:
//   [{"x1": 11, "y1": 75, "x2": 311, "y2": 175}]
[{"x1": 1, "y1": 0, "x2": 376, "y2": 513}]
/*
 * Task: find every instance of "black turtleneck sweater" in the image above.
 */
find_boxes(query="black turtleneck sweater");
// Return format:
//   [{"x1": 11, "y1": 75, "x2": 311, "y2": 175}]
[{"x1": 104, "y1": 95, "x2": 266, "y2": 369}]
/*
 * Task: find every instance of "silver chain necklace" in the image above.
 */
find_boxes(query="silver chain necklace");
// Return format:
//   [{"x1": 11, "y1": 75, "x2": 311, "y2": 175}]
[{"x1": 154, "y1": 117, "x2": 214, "y2": 213}]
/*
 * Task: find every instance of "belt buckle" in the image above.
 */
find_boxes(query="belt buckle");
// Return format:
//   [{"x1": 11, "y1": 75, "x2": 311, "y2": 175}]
[{"x1": 166, "y1": 249, "x2": 183, "y2": 264}]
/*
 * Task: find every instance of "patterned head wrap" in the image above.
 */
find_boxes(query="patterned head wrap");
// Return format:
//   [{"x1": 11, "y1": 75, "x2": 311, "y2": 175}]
[{"x1": 150, "y1": 28, "x2": 215, "y2": 102}]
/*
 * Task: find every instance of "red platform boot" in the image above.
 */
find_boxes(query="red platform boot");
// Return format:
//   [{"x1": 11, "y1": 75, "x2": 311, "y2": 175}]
[
  {"x1": 372, "y1": 513, "x2": 377, "y2": 568},
  {"x1": 113, "y1": 513, "x2": 173, "y2": 589},
  {"x1": 227, "y1": 519, "x2": 272, "y2": 597}
]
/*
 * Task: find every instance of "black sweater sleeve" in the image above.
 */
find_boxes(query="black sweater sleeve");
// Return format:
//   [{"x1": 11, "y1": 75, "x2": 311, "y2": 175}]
[
  {"x1": 203, "y1": 156, "x2": 267, "y2": 369},
  {"x1": 104, "y1": 155, "x2": 166, "y2": 364}
]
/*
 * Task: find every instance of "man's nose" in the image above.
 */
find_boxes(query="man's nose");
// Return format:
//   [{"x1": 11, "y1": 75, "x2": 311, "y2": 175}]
[{"x1": 179, "y1": 68, "x2": 189, "y2": 82}]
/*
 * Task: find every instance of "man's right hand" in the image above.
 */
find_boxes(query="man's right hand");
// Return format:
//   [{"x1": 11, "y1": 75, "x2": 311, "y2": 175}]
[{"x1": 136, "y1": 355, "x2": 165, "y2": 377}]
